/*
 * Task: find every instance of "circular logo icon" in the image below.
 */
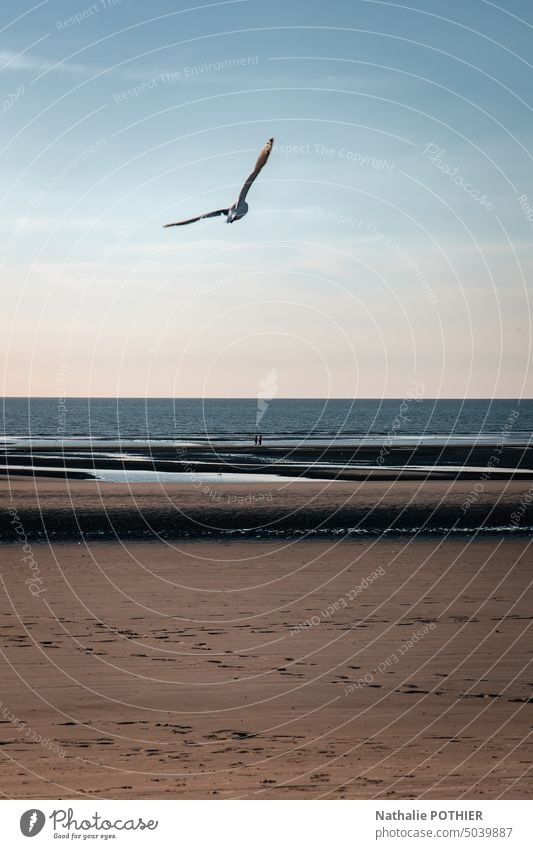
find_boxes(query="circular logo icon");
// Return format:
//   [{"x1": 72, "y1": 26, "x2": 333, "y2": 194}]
[{"x1": 20, "y1": 810, "x2": 46, "y2": 837}]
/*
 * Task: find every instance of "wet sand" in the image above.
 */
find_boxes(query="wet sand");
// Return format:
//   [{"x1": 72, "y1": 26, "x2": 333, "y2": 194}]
[
  {"x1": 0, "y1": 534, "x2": 531, "y2": 799},
  {"x1": 1, "y1": 476, "x2": 533, "y2": 540},
  {"x1": 3, "y1": 439, "x2": 533, "y2": 483}
]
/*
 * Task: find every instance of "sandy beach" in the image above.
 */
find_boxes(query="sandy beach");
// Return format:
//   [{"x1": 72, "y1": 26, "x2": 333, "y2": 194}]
[{"x1": 0, "y1": 480, "x2": 531, "y2": 799}]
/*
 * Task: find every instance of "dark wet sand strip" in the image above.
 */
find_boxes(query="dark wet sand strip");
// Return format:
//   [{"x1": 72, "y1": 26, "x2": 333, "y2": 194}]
[{"x1": 1, "y1": 477, "x2": 532, "y2": 540}]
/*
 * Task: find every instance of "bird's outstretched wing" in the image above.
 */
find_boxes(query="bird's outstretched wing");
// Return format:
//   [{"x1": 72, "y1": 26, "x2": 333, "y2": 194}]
[
  {"x1": 163, "y1": 208, "x2": 229, "y2": 227},
  {"x1": 237, "y1": 137, "x2": 274, "y2": 206}
]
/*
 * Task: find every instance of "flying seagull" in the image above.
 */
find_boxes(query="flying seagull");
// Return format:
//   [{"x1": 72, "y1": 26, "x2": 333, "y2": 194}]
[{"x1": 163, "y1": 137, "x2": 274, "y2": 227}]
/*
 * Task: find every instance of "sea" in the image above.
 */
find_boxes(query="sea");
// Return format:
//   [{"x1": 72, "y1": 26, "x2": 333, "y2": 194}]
[{"x1": 1, "y1": 397, "x2": 532, "y2": 445}]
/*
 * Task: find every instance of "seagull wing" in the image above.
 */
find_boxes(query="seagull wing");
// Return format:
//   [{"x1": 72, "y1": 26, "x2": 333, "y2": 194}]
[
  {"x1": 163, "y1": 208, "x2": 229, "y2": 227},
  {"x1": 237, "y1": 137, "x2": 274, "y2": 206}
]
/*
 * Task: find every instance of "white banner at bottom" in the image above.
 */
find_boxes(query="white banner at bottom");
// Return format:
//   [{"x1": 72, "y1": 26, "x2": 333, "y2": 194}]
[{"x1": 2, "y1": 799, "x2": 530, "y2": 848}]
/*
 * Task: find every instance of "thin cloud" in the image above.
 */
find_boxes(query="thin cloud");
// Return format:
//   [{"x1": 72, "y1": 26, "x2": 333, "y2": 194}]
[{"x1": 0, "y1": 49, "x2": 99, "y2": 75}]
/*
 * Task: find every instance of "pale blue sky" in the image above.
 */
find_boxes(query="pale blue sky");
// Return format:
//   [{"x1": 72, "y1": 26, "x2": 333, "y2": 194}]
[{"x1": 1, "y1": 0, "x2": 532, "y2": 397}]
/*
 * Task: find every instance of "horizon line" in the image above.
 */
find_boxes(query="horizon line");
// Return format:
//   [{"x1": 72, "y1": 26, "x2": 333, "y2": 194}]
[{"x1": 1, "y1": 396, "x2": 531, "y2": 402}]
